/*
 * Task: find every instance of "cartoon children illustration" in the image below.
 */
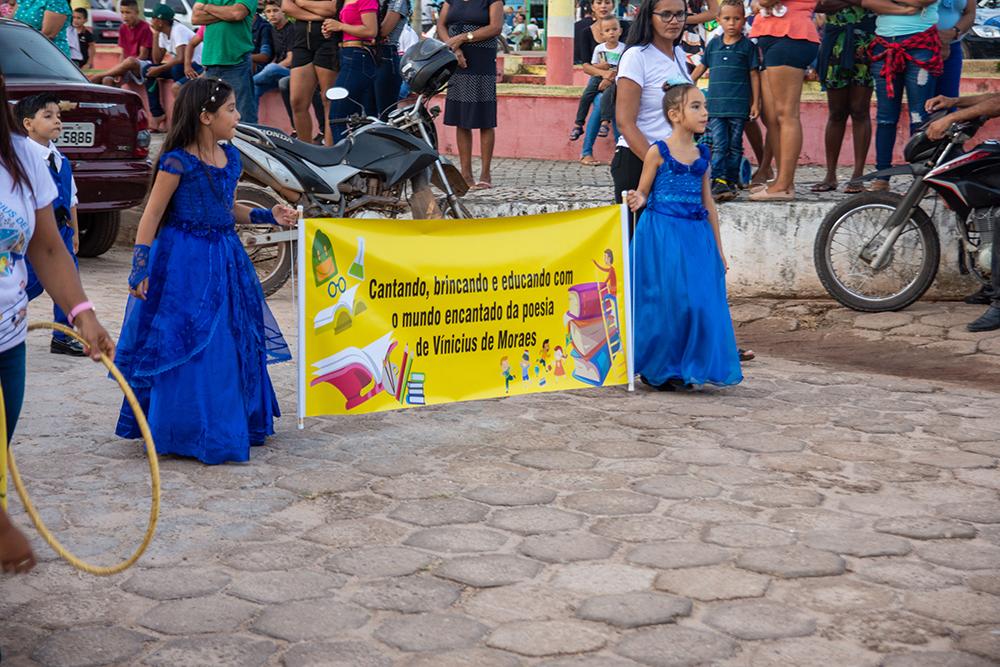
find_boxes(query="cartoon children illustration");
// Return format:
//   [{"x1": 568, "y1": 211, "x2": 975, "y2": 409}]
[
  {"x1": 500, "y1": 356, "x2": 515, "y2": 393},
  {"x1": 593, "y1": 248, "x2": 617, "y2": 297},
  {"x1": 535, "y1": 338, "x2": 552, "y2": 386},
  {"x1": 521, "y1": 350, "x2": 530, "y2": 382},
  {"x1": 553, "y1": 345, "x2": 566, "y2": 377}
]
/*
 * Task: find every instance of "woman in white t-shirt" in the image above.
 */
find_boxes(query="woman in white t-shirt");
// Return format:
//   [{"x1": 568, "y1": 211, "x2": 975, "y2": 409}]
[{"x1": 612, "y1": 0, "x2": 691, "y2": 206}]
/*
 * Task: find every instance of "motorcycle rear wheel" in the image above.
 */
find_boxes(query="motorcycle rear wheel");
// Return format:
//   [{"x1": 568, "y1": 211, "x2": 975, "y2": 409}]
[
  {"x1": 235, "y1": 185, "x2": 293, "y2": 297},
  {"x1": 814, "y1": 191, "x2": 940, "y2": 312}
]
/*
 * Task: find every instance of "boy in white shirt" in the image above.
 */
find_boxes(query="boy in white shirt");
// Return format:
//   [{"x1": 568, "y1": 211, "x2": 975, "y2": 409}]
[
  {"x1": 146, "y1": 4, "x2": 202, "y2": 126},
  {"x1": 571, "y1": 17, "x2": 624, "y2": 152}
]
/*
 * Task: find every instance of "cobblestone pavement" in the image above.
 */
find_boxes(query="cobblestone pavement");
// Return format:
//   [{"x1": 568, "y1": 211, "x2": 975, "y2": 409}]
[{"x1": 0, "y1": 249, "x2": 998, "y2": 666}]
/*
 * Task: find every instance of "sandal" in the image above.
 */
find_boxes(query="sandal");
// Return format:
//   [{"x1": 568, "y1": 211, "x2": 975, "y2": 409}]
[
  {"x1": 868, "y1": 180, "x2": 889, "y2": 192},
  {"x1": 597, "y1": 122, "x2": 610, "y2": 138},
  {"x1": 843, "y1": 181, "x2": 865, "y2": 194},
  {"x1": 738, "y1": 348, "x2": 756, "y2": 362},
  {"x1": 471, "y1": 181, "x2": 493, "y2": 190},
  {"x1": 569, "y1": 124, "x2": 584, "y2": 141},
  {"x1": 580, "y1": 155, "x2": 604, "y2": 166},
  {"x1": 749, "y1": 187, "x2": 794, "y2": 202},
  {"x1": 809, "y1": 181, "x2": 837, "y2": 193}
]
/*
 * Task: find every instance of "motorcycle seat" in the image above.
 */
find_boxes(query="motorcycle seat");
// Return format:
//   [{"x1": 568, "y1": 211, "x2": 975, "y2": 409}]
[{"x1": 277, "y1": 137, "x2": 351, "y2": 167}]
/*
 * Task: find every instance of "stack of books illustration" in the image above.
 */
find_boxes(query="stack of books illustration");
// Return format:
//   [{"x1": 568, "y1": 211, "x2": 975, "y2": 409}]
[
  {"x1": 405, "y1": 371, "x2": 426, "y2": 405},
  {"x1": 566, "y1": 282, "x2": 620, "y2": 386},
  {"x1": 310, "y1": 332, "x2": 397, "y2": 410}
]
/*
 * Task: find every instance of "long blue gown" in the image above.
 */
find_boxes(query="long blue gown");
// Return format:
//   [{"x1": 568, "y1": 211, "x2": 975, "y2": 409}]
[
  {"x1": 115, "y1": 144, "x2": 290, "y2": 464},
  {"x1": 632, "y1": 141, "x2": 742, "y2": 387}
]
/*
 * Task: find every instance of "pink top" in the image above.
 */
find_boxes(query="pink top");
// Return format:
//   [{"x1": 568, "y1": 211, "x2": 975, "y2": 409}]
[
  {"x1": 341, "y1": 0, "x2": 378, "y2": 43},
  {"x1": 749, "y1": 0, "x2": 820, "y2": 43}
]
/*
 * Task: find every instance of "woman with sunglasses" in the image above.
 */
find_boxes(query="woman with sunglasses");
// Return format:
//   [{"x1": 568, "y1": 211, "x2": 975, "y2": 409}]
[{"x1": 612, "y1": 0, "x2": 691, "y2": 208}]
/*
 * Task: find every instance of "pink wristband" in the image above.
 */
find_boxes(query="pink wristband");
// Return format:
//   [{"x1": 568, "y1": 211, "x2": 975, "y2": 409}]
[{"x1": 67, "y1": 301, "x2": 95, "y2": 326}]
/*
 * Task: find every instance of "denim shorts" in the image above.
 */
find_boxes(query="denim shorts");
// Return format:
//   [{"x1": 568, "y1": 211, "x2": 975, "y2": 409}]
[
  {"x1": 757, "y1": 35, "x2": 819, "y2": 70},
  {"x1": 291, "y1": 19, "x2": 339, "y2": 70}
]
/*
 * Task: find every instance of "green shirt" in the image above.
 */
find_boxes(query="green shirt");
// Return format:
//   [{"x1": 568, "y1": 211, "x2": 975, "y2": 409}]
[{"x1": 201, "y1": 0, "x2": 256, "y2": 66}]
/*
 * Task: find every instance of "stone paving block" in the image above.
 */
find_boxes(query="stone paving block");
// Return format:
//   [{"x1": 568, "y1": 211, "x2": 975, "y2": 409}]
[
  {"x1": 550, "y1": 563, "x2": 657, "y2": 595},
  {"x1": 462, "y1": 584, "x2": 581, "y2": 623},
  {"x1": 519, "y1": 533, "x2": 618, "y2": 563},
  {"x1": 666, "y1": 447, "x2": 749, "y2": 466},
  {"x1": 389, "y1": 498, "x2": 490, "y2": 527},
  {"x1": 802, "y1": 530, "x2": 912, "y2": 557},
  {"x1": 434, "y1": 555, "x2": 543, "y2": 587},
  {"x1": 575, "y1": 592, "x2": 692, "y2": 628},
  {"x1": 281, "y1": 640, "x2": 392, "y2": 667},
  {"x1": 227, "y1": 570, "x2": 345, "y2": 604},
  {"x1": 959, "y1": 629, "x2": 1000, "y2": 662},
  {"x1": 937, "y1": 502, "x2": 1000, "y2": 524},
  {"x1": 966, "y1": 572, "x2": 1000, "y2": 595},
  {"x1": 137, "y1": 596, "x2": 260, "y2": 635},
  {"x1": 873, "y1": 516, "x2": 977, "y2": 540},
  {"x1": 703, "y1": 523, "x2": 796, "y2": 548},
  {"x1": 487, "y1": 620, "x2": 608, "y2": 657},
  {"x1": 627, "y1": 541, "x2": 731, "y2": 569},
  {"x1": 917, "y1": 541, "x2": 1000, "y2": 570},
  {"x1": 768, "y1": 577, "x2": 897, "y2": 614},
  {"x1": 304, "y1": 518, "x2": 410, "y2": 548},
  {"x1": 724, "y1": 435, "x2": 806, "y2": 454},
  {"x1": 141, "y1": 635, "x2": 277, "y2": 667},
  {"x1": 351, "y1": 576, "x2": 463, "y2": 613},
  {"x1": 666, "y1": 499, "x2": 762, "y2": 523},
  {"x1": 755, "y1": 453, "x2": 843, "y2": 473},
  {"x1": 219, "y1": 541, "x2": 327, "y2": 572},
  {"x1": 561, "y1": 490, "x2": 659, "y2": 515},
  {"x1": 770, "y1": 508, "x2": 864, "y2": 531},
  {"x1": 356, "y1": 456, "x2": 428, "y2": 477},
  {"x1": 614, "y1": 625, "x2": 737, "y2": 667},
  {"x1": 537, "y1": 656, "x2": 644, "y2": 667},
  {"x1": 631, "y1": 476, "x2": 721, "y2": 500},
  {"x1": 881, "y1": 651, "x2": 999, "y2": 667},
  {"x1": 463, "y1": 485, "x2": 558, "y2": 506},
  {"x1": 575, "y1": 439, "x2": 663, "y2": 459},
  {"x1": 962, "y1": 441, "x2": 1000, "y2": 458},
  {"x1": 513, "y1": 450, "x2": 597, "y2": 470},
  {"x1": 374, "y1": 613, "x2": 488, "y2": 652},
  {"x1": 274, "y1": 470, "x2": 370, "y2": 496},
  {"x1": 739, "y1": 638, "x2": 881, "y2": 667},
  {"x1": 736, "y1": 546, "x2": 846, "y2": 578},
  {"x1": 541, "y1": 470, "x2": 630, "y2": 491},
  {"x1": 31, "y1": 627, "x2": 152, "y2": 667},
  {"x1": 401, "y1": 648, "x2": 523, "y2": 667},
  {"x1": 854, "y1": 559, "x2": 963, "y2": 591},
  {"x1": 405, "y1": 526, "x2": 510, "y2": 553},
  {"x1": 370, "y1": 476, "x2": 463, "y2": 499},
  {"x1": 730, "y1": 485, "x2": 824, "y2": 508},
  {"x1": 811, "y1": 441, "x2": 901, "y2": 461},
  {"x1": 654, "y1": 565, "x2": 770, "y2": 601},
  {"x1": 589, "y1": 516, "x2": 692, "y2": 542},
  {"x1": 904, "y1": 591, "x2": 1000, "y2": 626},
  {"x1": 955, "y1": 469, "x2": 1000, "y2": 490},
  {"x1": 324, "y1": 546, "x2": 434, "y2": 577},
  {"x1": 704, "y1": 599, "x2": 817, "y2": 640},
  {"x1": 121, "y1": 567, "x2": 231, "y2": 601},
  {"x1": 910, "y1": 450, "x2": 996, "y2": 468},
  {"x1": 489, "y1": 506, "x2": 586, "y2": 534},
  {"x1": 251, "y1": 599, "x2": 369, "y2": 641}
]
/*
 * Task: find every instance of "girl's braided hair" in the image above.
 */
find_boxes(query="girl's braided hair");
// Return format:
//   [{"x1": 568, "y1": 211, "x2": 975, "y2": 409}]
[{"x1": 661, "y1": 81, "x2": 696, "y2": 125}]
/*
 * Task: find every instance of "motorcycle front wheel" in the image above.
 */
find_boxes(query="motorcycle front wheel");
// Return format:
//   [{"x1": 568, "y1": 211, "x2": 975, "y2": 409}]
[
  {"x1": 235, "y1": 185, "x2": 293, "y2": 297},
  {"x1": 814, "y1": 191, "x2": 940, "y2": 312}
]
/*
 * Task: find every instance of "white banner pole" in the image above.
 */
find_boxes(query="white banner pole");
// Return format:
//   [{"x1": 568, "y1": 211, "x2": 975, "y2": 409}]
[
  {"x1": 295, "y1": 206, "x2": 306, "y2": 429},
  {"x1": 620, "y1": 194, "x2": 635, "y2": 393}
]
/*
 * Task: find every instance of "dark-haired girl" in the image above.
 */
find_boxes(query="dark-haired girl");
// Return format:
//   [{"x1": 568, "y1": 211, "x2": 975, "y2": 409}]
[
  {"x1": 625, "y1": 83, "x2": 742, "y2": 389},
  {"x1": 115, "y1": 78, "x2": 296, "y2": 465}
]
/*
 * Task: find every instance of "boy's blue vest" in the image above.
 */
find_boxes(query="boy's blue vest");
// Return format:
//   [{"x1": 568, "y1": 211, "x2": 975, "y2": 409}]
[{"x1": 48, "y1": 151, "x2": 74, "y2": 228}]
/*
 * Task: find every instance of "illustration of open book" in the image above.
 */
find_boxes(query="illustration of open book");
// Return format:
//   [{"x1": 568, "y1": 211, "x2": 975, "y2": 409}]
[
  {"x1": 313, "y1": 284, "x2": 367, "y2": 334},
  {"x1": 310, "y1": 332, "x2": 397, "y2": 410}
]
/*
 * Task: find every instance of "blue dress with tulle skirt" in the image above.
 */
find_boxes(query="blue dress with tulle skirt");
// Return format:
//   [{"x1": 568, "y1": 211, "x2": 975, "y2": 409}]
[
  {"x1": 632, "y1": 141, "x2": 742, "y2": 387},
  {"x1": 114, "y1": 144, "x2": 290, "y2": 464}
]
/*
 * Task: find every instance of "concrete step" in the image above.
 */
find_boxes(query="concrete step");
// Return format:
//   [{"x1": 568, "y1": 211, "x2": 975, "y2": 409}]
[{"x1": 503, "y1": 74, "x2": 546, "y2": 84}]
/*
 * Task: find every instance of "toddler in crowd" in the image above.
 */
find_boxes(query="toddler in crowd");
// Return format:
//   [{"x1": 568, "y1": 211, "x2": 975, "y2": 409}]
[
  {"x1": 570, "y1": 16, "x2": 624, "y2": 143},
  {"x1": 691, "y1": 0, "x2": 759, "y2": 201},
  {"x1": 16, "y1": 93, "x2": 86, "y2": 357}
]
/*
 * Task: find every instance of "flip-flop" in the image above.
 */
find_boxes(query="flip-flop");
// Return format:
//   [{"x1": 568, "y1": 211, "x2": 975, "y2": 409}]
[
  {"x1": 738, "y1": 348, "x2": 756, "y2": 362},
  {"x1": 472, "y1": 181, "x2": 492, "y2": 190},
  {"x1": 597, "y1": 123, "x2": 610, "y2": 138},
  {"x1": 809, "y1": 182, "x2": 837, "y2": 193},
  {"x1": 843, "y1": 182, "x2": 865, "y2": 194},
  {"x1": 580, "y1": 156, "x2": 604, "y2": 166},
  {"x1": 569, "y1": 125, "x2": 584, "y2": 141},
  {"x1": 749, "y1": 188, "x2": 794, "y2": 202}
]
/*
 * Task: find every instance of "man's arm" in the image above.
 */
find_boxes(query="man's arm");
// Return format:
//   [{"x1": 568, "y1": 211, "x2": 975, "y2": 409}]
[
  {"x1": 192, "y1": 3, "x2": 221, "y2": 24},
  {"x1": 926, "y1": 94, "x2": 1000, "y2": 139},
  {"x1": 295, "y1": 0, "x2": 338, "y2": 17},
  {"x1": 203, "y1": 2, "x2": 250, "y2": 22},
  {"x1": 861, "y1": 0, "x2": 918, "y2": 14}
]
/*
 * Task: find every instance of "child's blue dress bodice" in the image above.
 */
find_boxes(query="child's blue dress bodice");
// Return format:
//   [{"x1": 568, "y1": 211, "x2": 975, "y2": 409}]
[
  {"x1": 648, "y1": 141, "x2": 710, "y2": 221},
  {"x1": 160, "y1": 145, "x2": 240, "y2": 236}
]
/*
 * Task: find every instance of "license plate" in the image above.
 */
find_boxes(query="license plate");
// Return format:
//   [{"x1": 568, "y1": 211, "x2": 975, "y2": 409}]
[{"x1": 55, "y1": 123, "x2": 96, "y2": 148}]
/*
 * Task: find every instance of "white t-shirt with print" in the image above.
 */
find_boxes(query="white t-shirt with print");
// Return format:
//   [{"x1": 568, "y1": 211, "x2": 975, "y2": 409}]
[
  {"x1": 0, "y1": 135, "x2": 58, "y2": 353},
  {"x1": 615, "y1": 43, "x2": 692, "y2": 148},
  {"x1": 592, "y1": 42, "x2": 625, "y2": 67},
  {"x1": 159, "y1": 22, "x2": 200, "y2": 63}
]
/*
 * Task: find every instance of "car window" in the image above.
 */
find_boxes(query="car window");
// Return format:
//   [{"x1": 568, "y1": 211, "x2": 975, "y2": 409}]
[
  {"x1": 0, "y1": 24, "x2": 87, "y2": 82},
  {"x1": 166, "y1": 0, "x2": 189, "y2": 14}
]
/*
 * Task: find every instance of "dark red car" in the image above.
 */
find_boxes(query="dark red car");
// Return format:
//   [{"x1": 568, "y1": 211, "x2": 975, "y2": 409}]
[{"x1": 2, "y1": 18, "x2": 151, "y2": 257}]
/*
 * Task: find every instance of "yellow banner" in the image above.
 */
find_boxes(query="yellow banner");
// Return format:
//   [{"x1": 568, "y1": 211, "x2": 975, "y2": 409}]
[{"x1": 298, "y1": 206, "x2": 632, "y2": 417}]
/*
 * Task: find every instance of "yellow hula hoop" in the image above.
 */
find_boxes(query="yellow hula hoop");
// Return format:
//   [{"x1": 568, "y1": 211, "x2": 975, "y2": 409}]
[{"x1": 0, "y1": 322, "x2": 160, "y2": 576}]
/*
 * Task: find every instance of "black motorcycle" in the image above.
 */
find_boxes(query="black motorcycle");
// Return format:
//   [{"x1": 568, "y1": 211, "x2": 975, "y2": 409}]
[
  {"x1": 814, "y1": 115, "x2": 1000, "y2": 312},
  {"x1": 231, "y1": 39, "x2": 470, "y2": 295}
]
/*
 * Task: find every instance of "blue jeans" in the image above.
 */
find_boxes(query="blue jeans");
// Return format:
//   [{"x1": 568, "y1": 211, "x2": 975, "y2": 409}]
[
  {"x1": 207, "y1": 55, "x2": 257, "y2": 124},
  {"x1": 0, "y1": 343, "x2": 25, "y2": 442},
  {"x1": 581, "y1": 90, "x2": 619, "y2": 158},
  {"x1": 254, "y1": 62, "x2": 290, "y2": 103},
  {"x1": 374, "y1": 45, "x2": 401, "y2": 119},
  {"x1": 871, "y1": 39, "x2": 936, "y2": 173},
  {"x1": 934, "y1": 41, "x2": 963, "y2": 98},
  {"x1": 708, "y1": 116, "x2": 745, "y2": 184},
  {"x1": 329, "y1": 46, "x2": 377, "y2": 143},
  {"x1": 142, "y1": 62, "x2": 204, "y2": 118}
]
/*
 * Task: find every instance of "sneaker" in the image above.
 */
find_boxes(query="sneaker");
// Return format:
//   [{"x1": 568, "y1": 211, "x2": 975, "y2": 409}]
[
  {"x1": 50, "y1": 337, "x2": 86, "y2": 357},
  {"x1": 569, "y1": 124, "x2": 584, "y2": 141},
  {"x1": 964, "y1": 286, "x2": 993, "y2": 305},
  {"x1": 712, "y1": 179, "x2": 736, "y2": 202}
]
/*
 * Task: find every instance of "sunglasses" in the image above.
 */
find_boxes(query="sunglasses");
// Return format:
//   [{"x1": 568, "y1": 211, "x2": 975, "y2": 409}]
[{"x1": 652, "y1": 10, "x2": 686, "y2": 22}]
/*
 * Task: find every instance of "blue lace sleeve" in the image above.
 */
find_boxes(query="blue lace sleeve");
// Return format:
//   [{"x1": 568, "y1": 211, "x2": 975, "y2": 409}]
[
  {"x1": 223, "y1": 143, "x2": 242, "y2": 177},
  {"x1": 158, "y1": 150, "x2": 188, "y2": 175}
]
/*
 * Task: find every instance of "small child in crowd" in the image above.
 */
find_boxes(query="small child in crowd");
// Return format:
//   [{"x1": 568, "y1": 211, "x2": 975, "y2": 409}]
[
  {"x1": 570, "y1": 16, "x2": 624, "y2": 144},
  {"x1": 115, "y1": 78, "x2": 296, "y2": 465},
  {"x1": 16, "y1": 93, "x2": 86, "y2": 357},
  {"x1": 691, "y1": 0, "x2": 759, "y2": 202},
  {"x1": 626, "y1": 82, "x2": 742, "y2": 390},
  {"x1": 72, "y1": 8, "x2": 96, "y2": 69}
]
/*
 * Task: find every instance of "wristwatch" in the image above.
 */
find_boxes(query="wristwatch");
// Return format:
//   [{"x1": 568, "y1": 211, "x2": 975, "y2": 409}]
[{"x1": 466, "y1": 31, "x2": 475, "y2": 41}]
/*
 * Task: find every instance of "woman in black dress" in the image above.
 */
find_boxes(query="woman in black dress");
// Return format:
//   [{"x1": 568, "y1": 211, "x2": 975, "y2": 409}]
[{"x1": 438, "y1": 0, "x2": 504, "y2": 188}]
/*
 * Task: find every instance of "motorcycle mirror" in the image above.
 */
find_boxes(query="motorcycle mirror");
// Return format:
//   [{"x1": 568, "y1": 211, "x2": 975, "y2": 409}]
[{"x1": 326, "y1": 87, "x2": 350, "y2": 101}]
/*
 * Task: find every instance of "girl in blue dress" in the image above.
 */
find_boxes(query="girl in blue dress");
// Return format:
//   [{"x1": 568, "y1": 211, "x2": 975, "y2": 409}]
[
  {"x1": 115, "y1": 78, "x2": 297, "y2": 464},
  {"x1": 626, "y1": 82, "x2": 742, "y2": 390}
]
